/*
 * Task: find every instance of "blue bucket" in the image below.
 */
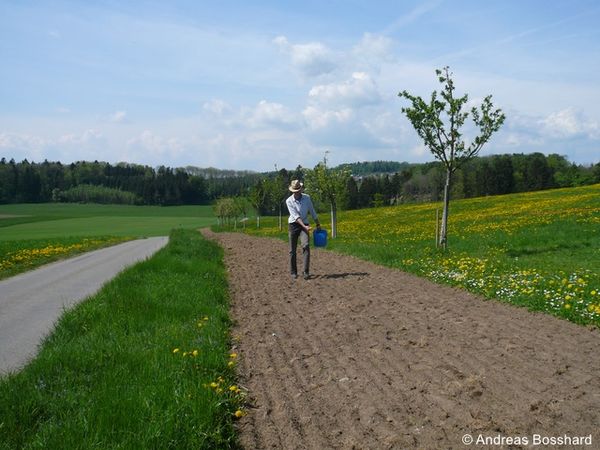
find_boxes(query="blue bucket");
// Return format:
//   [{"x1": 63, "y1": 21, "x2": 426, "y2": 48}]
[{"x1": 313, "y1": 228, "x2": 327, "y2": 247}]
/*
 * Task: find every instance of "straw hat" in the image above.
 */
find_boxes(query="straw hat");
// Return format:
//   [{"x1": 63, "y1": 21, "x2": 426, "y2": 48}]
[{"x1": 288, "y1": 180, "x2": 304, "y2": 193}]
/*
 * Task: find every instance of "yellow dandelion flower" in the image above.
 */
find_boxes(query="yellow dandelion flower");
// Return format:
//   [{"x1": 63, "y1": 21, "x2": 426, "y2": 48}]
[
  {"x1": 172, "y1": 348, "x2": 180, "y2": 354},
  {"x1": 564, "y1": 304, "x2": 572, "y2": 310},
  {"x1": 228, "y1": 361, "x2": 235, "y2": 368},
  {"x1": 210, "y1": 382, "x2": 218, "y2": 388},
  {"x1": 229, "y1": 353, "x2": 238, "y2": 359},
  {"x1": 192, "y1": 350, "x2": 199, "y2": 357},
  {"x1": 234, "y1": 409, "x2": 245, "y2": 418}
]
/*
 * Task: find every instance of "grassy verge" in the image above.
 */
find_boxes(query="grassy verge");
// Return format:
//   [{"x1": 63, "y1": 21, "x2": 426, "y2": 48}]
[
  {"x1": 0, "y1": 229, "x2": 242, "y2": 449},
  {"x1": 0, "y1": 236, "x2": 132, "y2": 280},
  {"x1": 235, "y1": 184, "x2": 600, "y2": 327}
]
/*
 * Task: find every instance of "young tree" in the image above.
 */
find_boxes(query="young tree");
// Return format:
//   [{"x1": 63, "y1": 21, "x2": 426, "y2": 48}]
[
  {"x1": 399, "y1": 67, "x2": 505, "y2": 248},
  {"x1": 305, "y1": 156, "x2": 350, "y2": 238},
  {"x1": 249, "y1": 179, "x2": 268, "y2": 227}
]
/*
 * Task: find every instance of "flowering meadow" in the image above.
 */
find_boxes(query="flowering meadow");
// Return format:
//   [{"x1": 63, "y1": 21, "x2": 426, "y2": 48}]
[
  {"x1": 0, "y1": 237, "x2": 130, "y2": 280},
  {"x1": 244, "y1": 184, "x2": 600, "y2": 326}
]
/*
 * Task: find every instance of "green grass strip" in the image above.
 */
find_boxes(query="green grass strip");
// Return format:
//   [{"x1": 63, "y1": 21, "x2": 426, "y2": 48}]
[
  {"x1": 0, "y1": 236, "x2": 133, "y2": 280},
  {"x1": 0, "y1": 229, "x2": 242, "y2": 449}
]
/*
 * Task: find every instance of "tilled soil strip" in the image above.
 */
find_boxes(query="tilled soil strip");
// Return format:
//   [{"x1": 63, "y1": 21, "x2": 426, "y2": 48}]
[{"x1": 203, "y1": 230, "x2": 600, "y2": 450}]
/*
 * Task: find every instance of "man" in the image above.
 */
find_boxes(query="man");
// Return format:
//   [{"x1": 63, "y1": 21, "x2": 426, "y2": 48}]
[{"x1": 286, "y1": 179, "x2": 320, "y2": 280}]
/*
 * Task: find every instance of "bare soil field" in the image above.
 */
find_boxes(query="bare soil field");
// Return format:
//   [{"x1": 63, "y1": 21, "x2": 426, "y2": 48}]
[{"x1": 203, "y1": 230, "x2": 600, "y2": 449}]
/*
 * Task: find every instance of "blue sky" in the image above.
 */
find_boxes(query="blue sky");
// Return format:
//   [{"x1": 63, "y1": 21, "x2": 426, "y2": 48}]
[{"x1": 1, "y1": 0, "x2": 599, "y2": 171}]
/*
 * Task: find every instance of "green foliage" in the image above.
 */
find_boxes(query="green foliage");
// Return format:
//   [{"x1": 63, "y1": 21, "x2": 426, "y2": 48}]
[
  {"x1": 399, "y1": 66, "x2": 505, "y2": 247},
  {"x1": 249, "y1": 180, "x2": 269, "y2": 216},
  {"x1": 0, "y1": 158, "x2": 237, "y2": 206},
  {"x1": 245, "y1": 170, "x2": 292, "y2": 227},
  {"x1": 213, "y1": 198, "x2": 237, "y2": 225},
  {"x1": 2, "y1": 154, "x2": 596, "y2": 212},
  {"x1": 57, "y1": 184, "x2": 142, "y2": 204},
  {"x1": 399, "y1": 67, "x2": 505, "y2": 172},
  {"x1": 336, "y1": 160, "x2": 410, "y2": 176},
  {"x1": 305, "y1": 156, "x2": 351, "y2": 238},
  {"x1": 0, "y1": 230, "x2": 241, "y2": 449},
  {"x1": 306, "y1": 158, "x2": 350, "y2": 207}
]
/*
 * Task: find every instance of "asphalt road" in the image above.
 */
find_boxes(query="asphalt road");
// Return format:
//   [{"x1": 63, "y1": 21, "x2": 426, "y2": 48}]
[{"x1": 0, "y1": 236, "x2": 168, "y2": 375}]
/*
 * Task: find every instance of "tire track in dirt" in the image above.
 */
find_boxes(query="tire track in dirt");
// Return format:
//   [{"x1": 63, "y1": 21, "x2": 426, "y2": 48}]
[{"x1": 203, "y1": 230, "x2": 600, "y2": 449}]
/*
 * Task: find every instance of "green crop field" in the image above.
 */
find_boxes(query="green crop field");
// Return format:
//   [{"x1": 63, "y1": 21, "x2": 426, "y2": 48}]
[
  {"x1": 240, "y1": 184, "x2": 600, "y2": 326},
  {"x1": 0, "y1": 203, "x2": 216, "y2": 279},
  {"x1": 0, "y1": 203, "x2": 216, "y2": 239}
]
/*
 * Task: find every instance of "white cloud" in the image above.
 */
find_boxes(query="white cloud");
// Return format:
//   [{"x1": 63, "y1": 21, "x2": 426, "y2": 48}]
[
  {"x1": 308, "y1": 72, "x2": 381, "y2": 108},
  {"x1": 302, "y1": 106, "x2": 353, "y2": 131},
  {"x1": 0, "y1": 132, "x2": 47, "y2": 150},
  {"x1": 352, "y1": 33, "x2": 394, "y2": 72},
  {"x1": 245, "y1": 100, "x2": 300, "y2": 130},
  {"x1": 498, "y1": 108, "x2": 599, "y2": 151},
  {"x1": 58, "y1": 129, "x2": 105, "y2": 146},
  {"x1": 299, "y1": 71, "x2": 395, "y2": 149},
  {"x1": 109, "y1": 110, "x2": 127, "y2": 123},
  {"x1": 127, "y1": 130, "x2": 184, "y2": 157},
  {"x1": 409, "y1": 143, "x2": 428, "y2": 157},
  {"x1": 0, "y1": 129, "x2": 108, "y2": 162},
  {"x1": 203, "y1": 99, "x2": 232, "y2": 116},
  {"x1": 539, "y1": 108, "x2": 599, "y2": 139},
  {"x1": 273, "y1": 35, "x2": 337, "y2": 78}
]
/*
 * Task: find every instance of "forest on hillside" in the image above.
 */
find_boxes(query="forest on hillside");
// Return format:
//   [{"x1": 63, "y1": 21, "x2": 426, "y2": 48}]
[{"x1": 0, "y1": 153, "x2": 598, "y2": 209}]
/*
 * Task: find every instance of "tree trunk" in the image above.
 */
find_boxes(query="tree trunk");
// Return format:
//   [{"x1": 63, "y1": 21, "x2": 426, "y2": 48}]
[
  {"x1": 330, "y1": 201, "x2": 337, "y2": 238},
  {"x1": 439, "y1": 169, "x2": 452, "y2": 249},
  {"x1": 278, "y1": 202, "x2": 282, "y2": 231}
]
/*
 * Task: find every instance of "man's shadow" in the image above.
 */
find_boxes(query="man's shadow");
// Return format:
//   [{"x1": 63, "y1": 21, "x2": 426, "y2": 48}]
[{"x1": 317, "y1": 272, "x2": 370, "y2": 279}]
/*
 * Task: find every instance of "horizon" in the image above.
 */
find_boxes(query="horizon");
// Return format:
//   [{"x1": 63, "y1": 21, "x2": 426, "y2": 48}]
[
  {"x1": 4, "y1": 153, "x2": 596, "y2": 175},
  {"x1": 1, "y1": 0, "x2": 599, "y2": 171}
]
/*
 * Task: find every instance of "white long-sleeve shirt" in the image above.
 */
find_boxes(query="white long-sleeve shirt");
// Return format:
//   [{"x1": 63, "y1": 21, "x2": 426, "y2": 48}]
[{"x1": 286, "y1": 193, "x2": 319, "y2": 225}]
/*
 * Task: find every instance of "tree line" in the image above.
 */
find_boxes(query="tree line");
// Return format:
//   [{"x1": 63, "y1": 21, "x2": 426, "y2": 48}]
[
  {"x1": 0, "y1": 158, "x2": 260, "y2": 205},
  {"x1": 211, "y1": 153, "x2": 600, "y2": 219},
  {"x1": 0, "y1": 153, "x2": 598, "y2": 208},
  {"x1": 345, "y1": 153, "x2": 599, "y2": 209}
]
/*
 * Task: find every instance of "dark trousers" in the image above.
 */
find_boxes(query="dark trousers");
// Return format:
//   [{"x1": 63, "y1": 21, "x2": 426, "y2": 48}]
[{"x1": 289, "y1": 223, "x2": 310, "y2": 275}]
